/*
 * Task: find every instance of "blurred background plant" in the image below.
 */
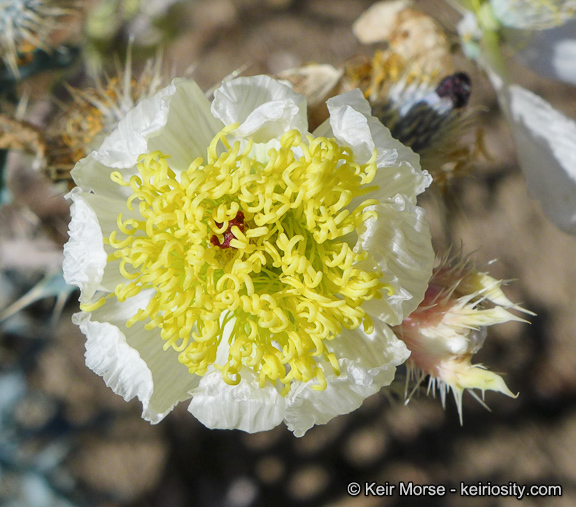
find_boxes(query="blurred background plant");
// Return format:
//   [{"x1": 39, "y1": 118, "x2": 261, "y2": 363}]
[{"x1": 1, "y1": 0, "x2": 576, "y2": 506}]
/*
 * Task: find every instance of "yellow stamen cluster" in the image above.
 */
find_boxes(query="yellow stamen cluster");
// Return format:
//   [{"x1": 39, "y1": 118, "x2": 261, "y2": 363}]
[{"x1": 95, "y1": 125, "x2": 388, "y2": 393}]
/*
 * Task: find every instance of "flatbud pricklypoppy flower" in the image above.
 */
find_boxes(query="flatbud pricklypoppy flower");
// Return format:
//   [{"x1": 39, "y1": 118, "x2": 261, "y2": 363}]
[
  {"x1": 453, "y1": 0, "x2": 576, "y2": 234},
  {"x1": 63, "y1": 74, "x2": 434, "y2": 436}
]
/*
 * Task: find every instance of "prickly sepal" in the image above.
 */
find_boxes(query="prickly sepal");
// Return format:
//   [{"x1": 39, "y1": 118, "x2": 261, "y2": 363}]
[{"x1": 395, "y1": 254, "x2": 532, "y2": 422}]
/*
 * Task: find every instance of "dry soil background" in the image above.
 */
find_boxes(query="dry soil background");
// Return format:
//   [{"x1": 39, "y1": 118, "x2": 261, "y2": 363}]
[{"x1": 6, "y1": 1, "x2": 576, "y2": 506}]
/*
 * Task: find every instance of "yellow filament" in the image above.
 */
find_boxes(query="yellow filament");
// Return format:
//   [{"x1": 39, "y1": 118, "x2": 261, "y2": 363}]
[{"x1": 104, "y1": 125, "x2": 392, "y2": 393}]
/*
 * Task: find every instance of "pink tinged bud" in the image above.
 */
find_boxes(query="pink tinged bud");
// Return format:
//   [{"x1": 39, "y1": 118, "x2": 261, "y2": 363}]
[{"x1": 394, "y1": 256, "x2": 533, "y2": 422}]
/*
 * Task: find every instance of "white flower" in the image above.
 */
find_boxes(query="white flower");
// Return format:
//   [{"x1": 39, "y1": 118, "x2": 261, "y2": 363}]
[
  {"x1": 510, "y1": 19, "x2": 576, "y2": 86},
  {"x1": 455, "y1": 0, "x2": 576, "y2": 84},
  {"x1": 454, "y1": 0, "x2": 576, "y2": 234},
  {"x1": 63, "y1": 75, "x2": 434, "y2": 436},
  {"x1": 504, "y1": 84, "x2": 576, "y2": 233}
]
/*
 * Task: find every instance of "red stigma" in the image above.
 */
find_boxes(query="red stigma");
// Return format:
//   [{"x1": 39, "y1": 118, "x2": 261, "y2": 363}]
[{"x1": 210, "y1": 211, "x2": 245, "y2": 249}]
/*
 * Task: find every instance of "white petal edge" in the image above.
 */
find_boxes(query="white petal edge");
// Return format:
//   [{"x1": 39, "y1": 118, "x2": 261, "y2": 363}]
[
  {"x1": 78, "y1": 290, "x2": 199, "y2": 422},
  {"x1": 284, "y1": 319, "x2": 410, "y2": 437},
  {"x1": 77, "y1": 187, "x2": 151, "y2": 293},
  {"x1": 73, "y1": 78, "x2": 221, "y2": 191},
  {"x1": 74, "y1": 311, "x2": 156, "y2": 417},
  {"x1": 211, "y1": 75, "x2": 308, "y2": 143},
  {"x1": 72, "y1": 81, "x2": 178, "y2": 188},
  {"x1": 63, "y1": 188, "x2": 108, "y2": 304},
  {"x1": 188, "y1": 368, "x2": 286, "y2": 433},
  {"x1": 63, "y1": 188, "x2": 140, "y2": 300},
  {"x1": 507, "y1": 84, "x2": 576, "y2": 234},
  {"x1": 320, "y1": 89, "x2": 375, "y2": 164},
  {"x1": 147, "y1": 78, "x2": 223, "y2": 172},
  {"x1": 357, "y1": 195, "x2": 434, "y2": 324},
  {"x1": 319, "y1": 89, "x2": 431, "y2": 205}
]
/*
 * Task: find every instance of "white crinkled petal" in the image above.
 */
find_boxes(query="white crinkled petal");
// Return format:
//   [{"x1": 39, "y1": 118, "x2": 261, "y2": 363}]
[
  {"x1": 188, "y1": 312, "x2": 285, "y2": 433},
  {"x1": 93, "y1": 82, "x2": 179, "y2": 169},
  {"x1": 63, "y1": 188, "x2": 108, "y2": 304},
  {"x1": 326, "y1": 89, "x2": 422, "y2": 171},
  {"x1": 323, "y1": 89, "x2": 375, "y2": 164},
  {"x1": 357, "y1": 196, "x2": 434, "y2": 325},
  {"x1": 366, "y1": 114, "x2": 430, "y2": 203},
  {"x1": 72, "y1": 156, "x2": 137, "y2": 201},
  {"x1": 81, "y1": 290, "x2": 199, "y2": 422},
  {"x1": 188, "y1": 368, "x2": 286, "y2": 433},
  {"x1": 75, "y1": 311, "x2": 155, "y2": 415},
  {"x1": 147, "y1": 78, "x2": 223, "y2": 171},
  {"x1": 73, "y1": 79, "x2": 220, "y2": 190},
  {"x1": 78, "y1": 190, "x2": 143, "y2": 292},
  {"x1": 322, "y1": 89, "x2": 430, "y2": 205},
  {"x1": 211, "y1": 75, "x2": 308, "y2": 143},
  {"x1": 507, "y1": 85, "x2": 576, "y2": 234},
  {"x1": 284, "y1": 320, "x2": 410, "y2": 437},
  {"x1": 63, "y1": 188, "x2": 142, "y2": 300}
]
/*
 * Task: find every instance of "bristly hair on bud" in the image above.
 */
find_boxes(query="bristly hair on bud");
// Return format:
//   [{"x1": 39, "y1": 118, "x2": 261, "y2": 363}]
[
  {"x1": 393, "y1": 251, "x2": 534, "y2": 423},
  {"x1": 0, "y1": 0, "x2": 71, "y2": 78},
  {"x1": 344, "y1": 50, "x2": 484, "y2": 190},
  {"x1": 348, "y1": 1, "x2": 486, "y2": 189},
  {"x1": 45, "y1": 47, "x2": 167, "y2": 182}
]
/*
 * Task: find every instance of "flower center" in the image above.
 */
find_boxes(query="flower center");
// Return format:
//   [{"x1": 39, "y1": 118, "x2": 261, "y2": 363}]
[
  {"x1": 210, "y1": 210, "x2": 245, "y2": 249},
  {"x1": 92, "y1": 125, "x2": 391, "y2": 393}
]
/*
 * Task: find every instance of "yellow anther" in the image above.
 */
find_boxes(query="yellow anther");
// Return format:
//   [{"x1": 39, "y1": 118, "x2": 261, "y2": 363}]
[
  {"x1": 102, "y1": 126, "x2": 386, "y2": 394},
  {"x1": 80, "y1": 296, "x2": 108, "y2": 312}
]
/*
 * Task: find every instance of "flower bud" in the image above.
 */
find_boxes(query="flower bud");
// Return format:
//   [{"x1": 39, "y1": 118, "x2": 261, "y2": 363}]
[{"x1": 394, "y1": 254, "x2": 532, "y2": 422}]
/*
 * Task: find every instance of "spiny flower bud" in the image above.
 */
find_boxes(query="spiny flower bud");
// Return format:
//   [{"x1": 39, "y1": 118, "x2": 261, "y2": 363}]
[{"x1": 394, "y1": 254, "x2": 533, "y2": 422}]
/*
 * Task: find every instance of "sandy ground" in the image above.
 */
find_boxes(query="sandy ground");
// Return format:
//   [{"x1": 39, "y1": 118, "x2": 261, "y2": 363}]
[{"x1": 2, "y1": 1, "x2": 576, "y2": 506}]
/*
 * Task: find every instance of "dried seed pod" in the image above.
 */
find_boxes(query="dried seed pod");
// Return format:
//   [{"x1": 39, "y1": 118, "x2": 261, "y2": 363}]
[{"x1": 353, "y1": 0, "x2": 453, "y2": 75}]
